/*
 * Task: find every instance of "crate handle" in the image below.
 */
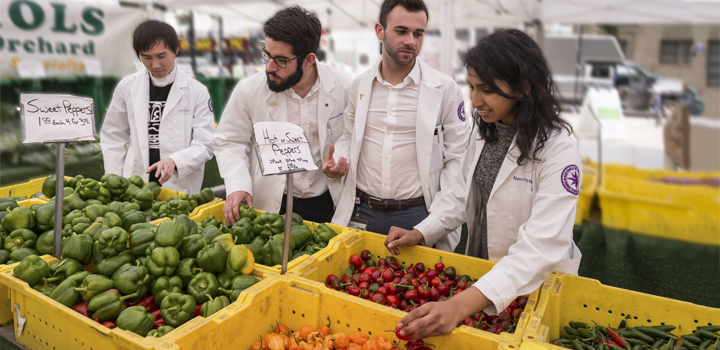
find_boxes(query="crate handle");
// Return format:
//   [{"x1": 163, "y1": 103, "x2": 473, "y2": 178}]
[
  {"x1": 300, "y1": 266, "x2": 317, "y2": 278},
  {"x1": 345, "y1": 235, "x2": 360, "y2": 247},
  {"x1": 289, "y1": 286, "x2": 318, "y2": 296},
  {"x1": 553, "y1": 281, "x2": 562, "y2": 295}
]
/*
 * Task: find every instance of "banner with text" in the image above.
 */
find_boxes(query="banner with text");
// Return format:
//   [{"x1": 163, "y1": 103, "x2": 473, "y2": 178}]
[
  {"x1": 0, "y1": 0, "x2": 146, "y2": 79},
  {"x1": 20, "y1": 94, "x2": 96, "y2": 143}
]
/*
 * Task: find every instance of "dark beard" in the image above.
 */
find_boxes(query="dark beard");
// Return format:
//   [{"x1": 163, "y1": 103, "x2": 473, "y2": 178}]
[
  {"x1": 266, "y1": 62, "x2": 304, "y2": 92},
  {"x1": 383, "y1": 33, "x2": 417, "y2": 66}
]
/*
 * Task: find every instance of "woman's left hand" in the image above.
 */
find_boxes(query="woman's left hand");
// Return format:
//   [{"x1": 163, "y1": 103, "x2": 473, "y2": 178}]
[
  {"x1": 398, "y1": 287, "x2": 490, "y2": 340},
  {"x1": 146, "y1": 157, "x2": 176, "y2": 184}
]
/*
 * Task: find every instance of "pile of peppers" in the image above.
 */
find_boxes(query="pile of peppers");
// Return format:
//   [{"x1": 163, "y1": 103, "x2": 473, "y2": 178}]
[
  {"x1": 550, "y1": 319, "x2": 719, "y2": 350},
  {"x1": 324, "y1": 251, "x2": 529, "y2": 335}
]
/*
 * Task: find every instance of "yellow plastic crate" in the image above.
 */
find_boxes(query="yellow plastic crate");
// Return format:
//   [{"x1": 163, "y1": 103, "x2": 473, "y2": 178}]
[
  {"x1": 602, "y1": 175, "x2": 720, "y2": 215},
  {"x1": 603, "y1": 163, "x2": 720, "y2": 181},
  {"x1": 291, "y1": 229, "x2": 540, "y2": 348},
  {"x1": 149, "y1": 274, "x2": 517, "y2": 350},
  {"x1": 188, "y1": 201, "x2": 351, "y2": 274},
  {"x1": 0, "y1": 255, "x2": 276, "y2": 350},
  {"x1": 0, "y1": 176, "x2": 72, "y2": 200},
  {"x1": 521, "y1": 273, "x2": 720, "y2": 350},
  {"x1": 597, "y1": 189, "x2": 720, "y2": 245}
]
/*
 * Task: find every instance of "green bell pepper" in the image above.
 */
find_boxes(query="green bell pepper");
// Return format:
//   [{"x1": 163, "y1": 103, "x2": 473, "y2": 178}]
[
  {"x1": 49, "y1": 278, "x2": 81, "y2": 307},
  {"x1": 217, "y1": 271, "x2": 232, "y2": 290},
  {"x1": 129, "y1": 223, "x2": 156, "y2": 233},
  {"x1": 129, "y1": 229, "x2": 155, "y2": 257},
  {"x1": 284, "y1": 212, "x2": 304, "y2": 227},
  {"x1": 97, "y1": 227, "x2": 128, "y2": 257},
  {"x1": 75, "y1": 274, "x2": 115, "y2": 301},
  {"x1": 102, "y1": 174, "x2": 129, "y2": 196},
  {"x1": 13, "y1": 255, "x2": 49, "y2": 287},
  {"x1": 200, "y1": 226, "x2": 223, "y2": 244},
  {"x1": 0, "y1": 201, "x2": 18, "y2": 212},
  {"x1": 121, "y1": 210, "x2": 146, "y2": 232},
  {"x1": 210, "y1": 234, "x2": 235, "y2": 253},
  {"x1": 97, "y1": 186, "x2": 112, "y2": 204},
  {"x1": 200, "y1": 294, "x2": 229, "y2": 318},
  {"x1": 133, "y1": 189, "x2": 154, "y2": 211},
  {"x1": 179, "y1": 234, "x2": 204, "y2": 260},
  {"x1": 61, "y1": 233, "x2": 94, "y2": 264},
  {"x1": 103, "y1": 212, "x2": 122, "y2": 228},
  {"x1": 113, "y1": 264, "x2": 152, "y2": 296},
  {"x1": 84, "y1": 204, "x2": 110, "y2": 222},
  {"x1": 197, "y1": 240, "x2": 227, "y2": 275},
  {"x1": 160, "y1": 292, "x2": 196, "y2": 328},
  {"x1": 4, "y1": 229, "x2": 37, "y2": 252},
  {"x1": 237, "y1": 205, "x2": 257, "y2": 221},
  {"x1": 66, "y1": 271, "x2": 92, "y2": 285},
  {"x1": 136, "y1": 256, "x2": 146, "y2": 266},
  {"x1": 88, "y1": 288, "x2": 137, "y2": 322},
  {"x1": 74, "y1": 179, "x2": 101, "y2": 200},
  {"x1": 97, "y1": 253, "x2": 132, "y2": 278},
  {"x1": 62, "y1": 210, "x2": 84, "y2": 227},
  {"x1": 34, "y1": 204, "x2": 55, "y2": 232},
  {"x1": 252, "y1": 212, "x2": 284, "y2": 240},
  {"x1": 71, "y1": 216, "x2": 91, "y2": 235},
  {"x1": 180, "y1": 194, "x2": 198, "y2": 212},
  {"x1": 33, "y1": 279, "x2": 57, "y2": 296},
  {"x1": 226, "y1": 245, "x2": 254, "y2": 278},
  {"x1": 173, "y1": 214, "x2": 197, "y2": 237},
  {"x1": 249, "y1": 236, "x2": 265, "y2": 245},
  {"x1": 290, "y1": 225, "x2": 312, "y2": 248},
  {"x1": 62, "y1": 193, "x2": 86, "y2": 215},
  {"x1": 127, "y1": 175, "x2": 145, "y2": 189},
  {"x1": 196, "y1": 188, "x2": 214, "y2": 205},
  {"x1": 123, "y1": 184, "x2": 141, "y2": 202},
  {"x1": 244, "y1": 243, "x2": 264, "y2": 265},
  {"x1": 118, "y1": 202, "x2": 141, "y2": 217},
  {"x1": 146, "y1": 325, "x2": 174, "y2": 338},
  {"x1": 83, "y1": 222, "x2": 109, "y2": 241},
  {"x1": 147, "y1": 246, "x2": 180, "y2": 278},
  {"x1": 152, "y1": 276, "x2": 182, "y2": 305},
  {"x1": 218, "y1": 275, "x2": 259, "y2": 302},
  {"x1": 230, "y1": 218, "x2": 255, "y2": 245},
  {"x1": 173, "y1": 258, "x2": 203, "y2": 288},
  {"x1": 49, "y1": 258, "x2": 82, "y2": 280},
  {"x1": 67, "y1": 175, "x2": 84, "y2": 190},
  {"x1": 42, "y1": 175, "x2": 67, "y2": 198},
  {"x1": 117, "y1": 305, "x2": 154, "y2": 336},
  {"x1": 262, "y1": 234, "x2": 295, "y2": 267},
  {"x1": 187, "y1": 272, "x2": 219, "y2": 304},
  {"x1": 86, "y1": 199, "x2": 103, "y2": 206},
  {"x1": 143, "y1": 182, "x2": 162, "y2": 199},
  {"x1": 199, "y1": 215, "x2": 221, "y2": 229},
  {"x1": 0, "y1": 250, "x2": 10, "y2": 265},
  {"x1": 1, "y1": 207, "x2": 36, "y2": 232},
  {"x1": 291, "y1": 251, "x2": 310, "y2": 260},
  {"x1": 313, "y1": 223, "x2": 337, "y2": 244},
  {"x1": 151, "y1": 200, "x2": 166, "y2": 213},
  {"x1": 155, "y1": 220, "x2": 185, "y2": 249},
  {"x1": 9, "y1": 248, "x2": 39, "y2": 262}
]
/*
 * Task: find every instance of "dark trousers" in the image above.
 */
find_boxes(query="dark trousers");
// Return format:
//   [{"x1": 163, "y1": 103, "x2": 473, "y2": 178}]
[
  {"x1": 353, "y1": 197, "x2": 429, "y2": 235},
  {"x1": 280, "y1": 190, "x2": 335, "y2": 223}
]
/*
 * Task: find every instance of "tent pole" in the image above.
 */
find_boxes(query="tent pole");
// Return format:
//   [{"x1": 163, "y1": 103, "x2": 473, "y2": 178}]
[{"x1": 573, "y1": 24, "x2": 584, "y2": 106}]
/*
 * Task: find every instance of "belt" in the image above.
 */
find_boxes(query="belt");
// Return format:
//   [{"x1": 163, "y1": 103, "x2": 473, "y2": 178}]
[{"x1": 358, "y1": 190, "x2": 425, "y2": 211}]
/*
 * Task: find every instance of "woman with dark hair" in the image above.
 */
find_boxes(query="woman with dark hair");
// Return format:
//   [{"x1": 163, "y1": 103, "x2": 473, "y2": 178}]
[{"x1": 385, "y1": 29, "x2": 582, "y2": 339}]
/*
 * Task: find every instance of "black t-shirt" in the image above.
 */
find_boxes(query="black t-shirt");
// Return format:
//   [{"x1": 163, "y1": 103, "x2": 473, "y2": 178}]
[{"x1": 148, "y1": 76, "x2": 173, "y2": 185}]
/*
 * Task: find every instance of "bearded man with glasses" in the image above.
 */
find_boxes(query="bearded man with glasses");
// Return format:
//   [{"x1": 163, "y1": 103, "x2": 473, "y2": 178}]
[{"x1": 215, "y1": 6, "x2": 352, "y2": 225}]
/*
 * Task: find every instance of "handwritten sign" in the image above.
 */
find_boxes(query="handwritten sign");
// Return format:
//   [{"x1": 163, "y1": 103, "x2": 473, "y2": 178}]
[
  {"x1": 252, "y1": 121, "x2": 318, "y2": 176},
  {"x1": 20, "y1": 94, "x2": 96, "y2": 143}
]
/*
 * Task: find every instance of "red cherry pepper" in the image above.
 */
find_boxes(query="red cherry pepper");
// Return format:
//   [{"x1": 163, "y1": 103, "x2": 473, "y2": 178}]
[
  {"x1": 378, "y1": 258, "x2": 386, "y2": 266},
  {"x1": 360, "y1": 288, "x2": 371, "y2": 299},
  {"x1": 404, "y1": 289, "x2": 418, "y2": 302},
  {"x1": 102, "y1": 321, "x2": 117, "y2": 329},
  {"x1": 377, "y1": 286, "x2": 389, "y2": 296},
  {"x1": 193, "y1": 304, "x2": 202, "y2": 317},
  {"x1": 425, "y1": 269, "x2": 438, "y2": 280},
  {"x1": 364, "y1": 267, "x2": 376, "y2": 275},
  {"x1": 435, "y1": 257, "x2": 444, "y2": 272},
  {"x1": 415, "y1": 262, "x2": 425, "y2": 274},
  {"x1": 347, "y1": 284, "x2": 361, "y2": 297},
  {"x1": 326, "y1": 274, "x2": 338, "y2": 286},
  {"x1": 429, "y1": 288, "x2": 440, "y2": 301},
  {"x1": 457, "y1": 280, "x2": 467, "y2": 289},
  {"x1": 516, "y1": 296, "x2": 528, "y2": 309},
  {"x1": 371, "y1": 293, "x2": 386, "y2": 305},
  {"x1": 508, "y1": 300, "x2": 519, "y2": 310},
  {"x1": 349, "y1": 254, "x2": 363, "y2": 268},
  {"x1": 388, "y1": 324, "x2": 411, "y2": 341},
  {"x1": 417, "y1": 285, "x2": 431, "y2": 299},
  {"x1": 511, "y1": 308, "x2": 523, "y2": 320},
  {"x1": 360, "y1": 250, "x2": 373, "y2": 261},
  {"x1": 406, "y1": 339, "x2": 425, "y2": 350},
  {"x1": 386, "y1": 294, "x2": 400, "y2": 309},
  {"x1": 130, "y1": 295, "x2": 160, "y2": 313},
  {"x1": 72, "y1": 301, "x2": 90, "y2": 318}
]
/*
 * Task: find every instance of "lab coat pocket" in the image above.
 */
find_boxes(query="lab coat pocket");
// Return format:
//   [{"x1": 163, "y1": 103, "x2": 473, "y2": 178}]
[
  {"x1": 430, "y1": 126, "x2": 444, "y2": 173},
  {"x1": 327, "y1": 113, "x2": 344, "y2": 143},
  {"x1": 507, "y1": 187, "x2": 533, "y2": 228}
]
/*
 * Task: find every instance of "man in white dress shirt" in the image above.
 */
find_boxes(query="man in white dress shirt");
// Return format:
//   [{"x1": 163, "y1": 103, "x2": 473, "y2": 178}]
[{"x1": 323, "y1": 0, "x2": 470, "y2": 252}]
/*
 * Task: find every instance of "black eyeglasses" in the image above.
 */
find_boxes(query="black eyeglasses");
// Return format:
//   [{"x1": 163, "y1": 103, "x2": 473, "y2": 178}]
[{"x1": 261, "y1": 48, "x2": 303, "y2": 68}]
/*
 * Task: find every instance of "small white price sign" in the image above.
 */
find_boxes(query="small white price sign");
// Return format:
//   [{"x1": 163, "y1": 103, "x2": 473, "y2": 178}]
[
  {"x1": 20, "y1": 94, "x2": 96, "y2": 143},
  {"x1": 252, "y1": 121, "x2": 318, "y2": 176}
]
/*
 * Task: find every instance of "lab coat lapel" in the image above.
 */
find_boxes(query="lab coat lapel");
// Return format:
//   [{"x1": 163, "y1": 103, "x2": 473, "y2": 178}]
[
  {"x1": 353, "y1": 71, "x2": 374, "y2": 157},
  {"x1": 317, "y1": 64, "x2": 337, "y2": 151},
  {"x1": 163, "y1": 69, "x2": 186, "y2": 120},
  {"x1": 416, "y1": 61, "x2": 442, "y2": 185},
  {"x1": 131, "y1": 71, "x2": 150, "y2": 171},
  {"x1": 488, "y1": 135, "x2": 521, "y2": 202}
]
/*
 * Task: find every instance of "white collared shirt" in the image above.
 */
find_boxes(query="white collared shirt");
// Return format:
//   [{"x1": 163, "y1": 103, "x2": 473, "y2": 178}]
[
  {"x1": 283, "y1": 74, "x2": 327, "y2": 198},
  {"x1": 356, "y1": 61, "x2": 423, "y2": 200}
]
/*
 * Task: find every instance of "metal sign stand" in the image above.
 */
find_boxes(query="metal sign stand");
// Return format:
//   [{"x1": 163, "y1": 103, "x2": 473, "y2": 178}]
[{"x1": 48, "y1": 141, "x2": 67, "y2": 258}]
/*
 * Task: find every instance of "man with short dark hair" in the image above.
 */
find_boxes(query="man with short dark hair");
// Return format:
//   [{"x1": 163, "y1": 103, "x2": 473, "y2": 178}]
[
  {"x1": 324, "y1": 0, "x2": 470, "y2": 252},
  {"x1": 101, "y1": 20, "x2": 215, "y2": 194},
  {"x1": 215, "y1": 6, "x2": 352, "y2": 225}
]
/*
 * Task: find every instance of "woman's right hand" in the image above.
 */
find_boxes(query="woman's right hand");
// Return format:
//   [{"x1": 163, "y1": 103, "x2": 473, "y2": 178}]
[{"x1": 385, "y1": 227, "x2": 424, "y2": 255}]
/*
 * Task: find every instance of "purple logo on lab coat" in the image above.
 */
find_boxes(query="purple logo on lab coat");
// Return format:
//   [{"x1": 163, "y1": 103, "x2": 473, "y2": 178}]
[
  {"x1": 458, "y1": 101, "x2": 466, "y2": 121},
  {"x1": 561, "y1": 165, "x2": 580, "y2": 195}
]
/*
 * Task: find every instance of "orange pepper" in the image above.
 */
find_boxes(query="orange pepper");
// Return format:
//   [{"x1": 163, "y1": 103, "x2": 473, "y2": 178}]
[
  {"x1": 250, "y1": 342, "x2": 262, "y2": 350},
  {"x1": 299, "y1": 325, "x2": 315, "y2": 340},
  {"x1": 307, "y1": 331, "x2": 322, "y2": 343},
  {"x1": 318, "y1": 325, "x2": 331, "y2": 338},
  {"x1": 289, "y1": 336, "x2": 299, "y2": 350},
  {"x1": 362, "y1": 339, "x2": 380, "y2": 350},
  {"x1": 297, "y1": 341, "x2": 310, "y2": 350},
  {"x1": 332, "y1": 332, "x2": 350, "y2": 348},
  {"x1": 347, "y1": 344, "x2": 363, "y2": 350},
  {"x1": 279, "y1": 334, "x2": 291, "y2": 349},
  {"x1": 374, "y1": 336, "x2": 393, "y2": 350},
  {"x1": 349, "y1": 333, "x2": 368, "y2": 345},
  {"x1": 267, "y1": 334, "x2": 285, "y2": 350},
  {"x1": 274, "y1": 323, "x2": 290, "y2": 335}
]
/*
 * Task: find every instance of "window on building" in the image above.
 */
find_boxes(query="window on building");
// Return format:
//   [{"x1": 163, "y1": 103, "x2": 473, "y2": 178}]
[
  {"x1": 660, "y1": 40, "x2": 692, "y2": 64},
  {"x1": 708, "y1": 40, "x2": 719, "y2": 87}
]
